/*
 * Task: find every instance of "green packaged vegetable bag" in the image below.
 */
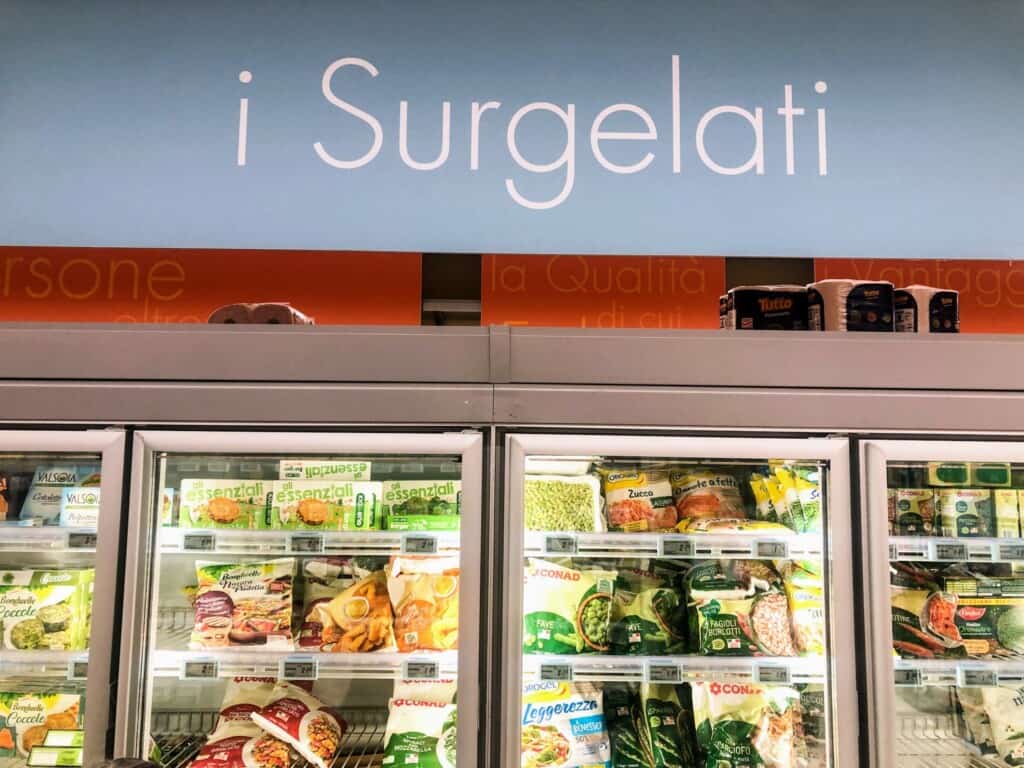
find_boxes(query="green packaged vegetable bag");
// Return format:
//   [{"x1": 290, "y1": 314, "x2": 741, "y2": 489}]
[
  {"x1": 610, "y1": 567, "x2": 685, "y2": 656},
  {"x1": 523, "y1": 559, "x2": 616, "y2": 654},
  {"x1": 635, "y1": 685, "x2": 686, "y2": 768},
  {"x1": 605, "y1": 686, "x2": 652, "y2": 768}
]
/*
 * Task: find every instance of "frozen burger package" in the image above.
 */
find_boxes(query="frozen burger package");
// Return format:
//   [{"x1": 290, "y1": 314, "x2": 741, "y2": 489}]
[
  {"x1": 383, "y1": 697, "x2": 457, "y2": 768},
  {"x1": 387, "y1": 555, "x2": 460, "y2": 652},
  {"x1": 190, "y1": 559, "x2": 295, "y2": 650},
  {"x1": 251, "y1": 681, "x2": 346, "y2": 768},
  {"x1": 521, "y1": 681, "x2": 611, "y2": 768}
]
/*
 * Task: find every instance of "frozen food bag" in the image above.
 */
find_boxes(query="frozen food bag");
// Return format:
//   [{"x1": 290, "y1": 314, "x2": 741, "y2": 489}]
[
  {"x1": 191, "y1": 558, "x2": 295, "y2": 649},
  {"x1": 635, "y1": 684, "x2": 688, "y2": 768},
  {"x1": 298, "y1": 558, "x2": 353, "y2": 649},
  {"x1": 980, "y1": 686, "x2": 1024, "y2": 766},
  {"x1": 387, "y1": 555, "x2": 459, "y2": 652},
  {"x1": 317, "y1": 570, "x2": 396, "y2": 652},
  {"x1": 268, "y1": 480, "x2": 381, "y2": 531},
  {"x1": 0, "y1": 569, "x2": 92, "y2": 651},
  {"x1": 938, "y1": 488, "x2": 993, "y2": 537},
  {"x1": 601, "y1": 469, "x2": 677, "y2": 532},
  {"x1": 521, "y1": 681, "x2": 611, "y2": 768},
  {"x1": 179, "y1": 479, "x2": 270, "y2": 529},
  {"x1": 0, "y1": 692, "x2": 81, "y2": 759},
  {"x1": 381, "y1": 479, "x2": 461, "y2": 531},
  {"x1": 781, "y1": 560, "x2": 826, "y2": 656},
  {"x1": 604, "y1": 686, "x2": 648, "y2": 768},
  {"x1": 250, "y1": 681, "x2": 345, "y2": 768},
  {"x1": 524, "y1": 474, "x2": 604, "y2": 532},
  {"x1": 892, "y1": 489, "x2": 935, "y2": 536},
  {"x1": 190, "y1": 725, "x2": 294, "y2": 768},
  {"x1": 383, "y1": 698, "x2": 457, "y2": 768},
  {"x1": 609, "y1": 565, "x2": 685, "y2": 656},
  {"x1": 21, "y1": 465, "x2": 100, "y2": 525},
  {"x1": 670, "y1": 469, "x2": 745, "y2": 522},
  {"x1": 523, "y1": 558, "x2": 615, "y2": 654},
  {"x1": 996, "y1": 490, "x2": 1021, "y2": 538}
]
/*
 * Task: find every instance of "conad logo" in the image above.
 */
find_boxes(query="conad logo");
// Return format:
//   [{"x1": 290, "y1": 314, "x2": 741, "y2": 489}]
[
  {"x1": 393, "y1": 699, "x2": 447, "y2": 708},
  {"x1": 532, "y1": 568, "x2": 580, "y2": 581},
  {"x1": 709, "y1": 682, "x2": 762, "y2": 696}
]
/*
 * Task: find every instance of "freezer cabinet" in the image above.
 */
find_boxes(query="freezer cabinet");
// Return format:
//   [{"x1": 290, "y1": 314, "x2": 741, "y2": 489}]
[
  {"x1": 863, "y1": 440, "x2": 1024, "y2": 768},
  {"x1": 115, "y1": 431, "x2": 482, "y2": 768},
  {"x1": 0, "y1": 429, "x2": 124, "y2": 768},
  {"x1": 501, "y1": 434, "x2": 858, "y2": 768}
]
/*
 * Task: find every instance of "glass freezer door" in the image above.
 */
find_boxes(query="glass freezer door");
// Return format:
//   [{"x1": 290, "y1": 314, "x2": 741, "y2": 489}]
[
  {"x1": 503, "y1": 434, "x2": 856, "y2": 768},
  {"x1": 863, "y1": 440, "x2": 1024, "y2": 768},
  {"x1": 116, "y1": 431, "x2": 481, "y2": 768},
  {"x1": 0, "y1": 430, "x2": 125, "y2": 768}
]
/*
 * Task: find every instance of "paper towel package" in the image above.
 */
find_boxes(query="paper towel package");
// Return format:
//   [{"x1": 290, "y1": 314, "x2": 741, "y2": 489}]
[
  {"x1": 724, "y1": 285, "x2": 809, "y2": 330},
  {"x1": 894, "y1": 285, "x2": 960, "y2": 333},
  {"x1": 807, "y1": 280, "x2": 895, "y2": 332}
]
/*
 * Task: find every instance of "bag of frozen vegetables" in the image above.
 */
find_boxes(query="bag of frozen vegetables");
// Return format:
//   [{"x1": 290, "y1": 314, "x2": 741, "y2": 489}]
[
  {"x1": 605, "y1": 685, "x2": 649, "y2": 768},
  {"x1": 523, "y1": 559, "x2": 615, "y2": 654},
  {"x1": 609, "y1": 566, "x2": 686, "y2": 656},
  {"x1": 635, "y1": 684, "x2": 688, "y2": 768}
]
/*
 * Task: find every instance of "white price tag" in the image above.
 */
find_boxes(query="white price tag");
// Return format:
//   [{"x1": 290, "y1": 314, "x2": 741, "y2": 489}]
[
  {"x1": 1000, "y1": 543, "x2": 1024, "y2": 561},
  {"x1": 401, "y1": 463, "x2": 425, "y2": 474},
  {"x1": 183, "y1": 532, "x2": 216, "y2": 552},
  {"x1": 66, "y1": 659, "x2": 88, "y2": 681},
  {"x1": 888, "y1": 543, "x2": 898, "y2": 561},
  {"x1": 894, "y1": 667, "x2": 923, "y2": 687},
  {"x1": 544, "y1": 534, "x2": 577, "y2": 556},
  {"x1": 958, "y1": 666, "x2": 998, "y2": 688},
  {"x1": 539, "y1": 662, "x2": 574, "y2": 682},
  {"x1": 659, "y1": 536, "x2": 694, "y2": 558},
  {"x1": 280, "y1": 656, "x2": 318, "y2": 681},
  {"x1": 206, "y1": 461, "x2": 231, "y2": 473},
  {"x1": 402, "y1": 534, "x2": 438, "y2": 555},
  {"x1": 934, "y1": 542, "x2": 967, "y2": 561},
  {"x1": 968, "y1": 545, "x2": 996, "y2": 563},
  {"x1": 67, "y1": 532, "x2": 97, "y2": 550},
  {"x1": 290, "y1": 533, "x2": 324, "y2": 554},
  {"x1": 645, "y1": 661, "x2": 682, "y2": 683},
  {"x1": 403, "y1": 658, "x2": 440, "y2": 680},
  {"x1": 754, "y1": 663, "x2": 790, "y2": 685},
  {"x1": 756, "y1": 540, "x2": 790, "y2": 560},
  {"x1": 181, "y1": 659, "x2": 220, "y2": 680}
]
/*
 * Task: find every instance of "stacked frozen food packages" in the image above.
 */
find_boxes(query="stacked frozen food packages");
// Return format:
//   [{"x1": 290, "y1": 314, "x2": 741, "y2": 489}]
[
  {"x1": 516, "y1": 452, "x2": 832, "y2": 768},
  {"x1": 0, "y1": 449, "x2": 110, "y2": 768},
  {"x1": 133, "y1": 446, "x2": 470, "y2": 768}
]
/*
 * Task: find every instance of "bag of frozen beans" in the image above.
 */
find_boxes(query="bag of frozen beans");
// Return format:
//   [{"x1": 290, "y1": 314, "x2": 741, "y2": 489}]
[
  {"x1": 251, "y1": 681, "x2": 346, "y2": 768},
  {"x1": 524, "y1": 475, "x2": 604, "y2": 532},
  {"x1": 521, "y1": 681, "x2": 611, "y2": 768},
  {"x1": 691, "y1": 681, "x2": 804, "y2": 768},
  {"x1": 604, "y1": 686, "x2": 648, "y2": 768},
  {"x1": 600, "y1": 469, "x2": 677, "y2": 532},
  {"x1": 635, "y1": 684, "x2": 688, "y2": 768},
  {"x1": 523, "y1": 559, "x2": 615, "y2": 654},
  {"x1": 609, "y1": 566, "x2": 686, "y2": 656},
  {"x1": 670, "y1": 469, "x2": 745, "y2": 522},
  {"x1": 383, "y1": 697, "x2": 457, "y2": 768}
]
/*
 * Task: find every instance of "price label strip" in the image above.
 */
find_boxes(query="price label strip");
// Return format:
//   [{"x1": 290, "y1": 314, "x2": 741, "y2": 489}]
[
  {"x1": 958, "y1": 666, "x2": 998, "y2": 688},
  {"x1": 27, "y1": 747, "x2": 83, "y2": 767},
  {"x1": 280, "y1": 656, "x2": 318, "y2": 681},
  {"x1": 403, "y1": 658, "x2": 441, "y2": 680},
  {"x1": 646, "y1": 661, "x2": 682, "y2": 684},
  {"x1": 753, "y1": 663, "x2": 791, "y2": 685},
  {"x1": 659, "y1": 536, "x2": 694, "y2": 558},
  {"x1": 181, "y1": 659, "x2": 220, "y2": 680},
  {"x1": 1000, "y1": 543, "x2": 1024, "y2": 561},
  {"x1": 539, "y1": 662, "x2": 574, "y2": 682},
  {"x1": 290, "y1": 533, "x2": 324, "y2": 554},
  {"x1": 894, "y1": 667, "x2": 923, "y2": 687},
  {"x1": 183, "y1": 533, "x2": 217, "y2": 552},
  {"x1": 933, "y1": 542, "x2": 967, "y2": 561},
  {"x1": 756, "y1": 540, "x2": 790, "y2": 560},
  {"x1": 402, "y1": 534, "x2": 439, "y2": 555},
  {"x1": 544, "y1": 534, "x2": 577, "y2": 556},
  {"x1": 67, "y1": 532, "x2": 97, "y2": 550},
  {"x1": 66, "y1": 659, "x2": 88, "y2": 681}
]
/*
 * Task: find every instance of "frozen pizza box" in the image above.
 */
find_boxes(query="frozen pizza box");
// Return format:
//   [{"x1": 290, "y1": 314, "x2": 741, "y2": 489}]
[
  {"x1": 278, "y1": 460, "x2": 371, "y2": 481},
  {"x1": 178, "y1": 479, "x2": 270, "y2": 529},
  {"x1": 381, "y1": 480, "x2": 461, "y2": 531},
  {"x1": 268, "y1": 480, "x2": 381, "y2": 531}
]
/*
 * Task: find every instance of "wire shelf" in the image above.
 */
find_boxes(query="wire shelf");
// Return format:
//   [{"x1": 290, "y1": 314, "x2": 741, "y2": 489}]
[
  {"x1": 895, "y1": 714, "x2": 1005, "y2": 768},
  {"x1": 153, "y1": 709, "x2": 387, "y2": 768}
]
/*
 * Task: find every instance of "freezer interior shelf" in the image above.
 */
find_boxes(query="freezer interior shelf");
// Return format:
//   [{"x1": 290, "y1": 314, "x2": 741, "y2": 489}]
[
  {"x1": 524, "y1": 530, "x2": 822, "y2": 560},
  {"x1": 894, "y1": 714, "x2": 1003, "y2": 768},
  {"x1": 0, "y1": 526, "x2": 97, "y2": 553},
  {"x1": 524, "y1": 653, "x2": 827, "y2": 685},
  {"x1": 160, "y1": 527, "x2": 459, "y2": 556},
  {"x1": 889, "y1": 536, "x2": 1024, "y2": 563},
  {"x1": 895, "y1": 659, "x2": 1024, "y2": 688},
  {"x1": 153, "y1": 708, "x2": 387, "y2": 768},
  {"x1": 0, "y1": 650, "x2": 88, "y2": 679}
]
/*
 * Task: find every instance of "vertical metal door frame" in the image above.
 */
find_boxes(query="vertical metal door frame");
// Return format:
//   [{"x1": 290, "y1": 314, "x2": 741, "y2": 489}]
[
  {"x1": 0, "y1": 429, "x2": 125, "y2": 767},
  {"x1": 501, "y1": 433, "x2": 856, "y2": 768},
  {"x1": 115, "y1": 429, "x2": 484, "y2": 766}
]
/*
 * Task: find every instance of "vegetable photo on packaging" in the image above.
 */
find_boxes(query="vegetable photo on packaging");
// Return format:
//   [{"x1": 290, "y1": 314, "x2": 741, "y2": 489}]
[
  {"x1": 609, "y1": 566, "x2": 686, "y2": 656},
  {"x1": 604, "y1": 686, "x2": 649, "y2": 768},
  {"x1": 600, "y1": 469, "x2": 677, "y2": 532},
  {"x1": 523, "y1": 559, "x2": 616, "y2": 654},
  {"x1": 521, "y1": 681, "x2": 612, "y2": 768},
  {"x1": 634, "y1": 684, "x2": 688, "y2": 768}
]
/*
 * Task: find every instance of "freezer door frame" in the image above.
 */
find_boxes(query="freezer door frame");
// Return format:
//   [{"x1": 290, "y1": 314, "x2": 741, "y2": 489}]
[
  {"x1": 115, "y1": 429, "x2": 484, "y2": 766},
  {"x1": 861, "y1": 438, "x2": 1024, "y2": 768},
  {"x1": 502, "y1": 433, "x2": 856, "y2": 768},
  {"x1": 0, "y1": 428, "x2": 125, "y2": 766}
]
